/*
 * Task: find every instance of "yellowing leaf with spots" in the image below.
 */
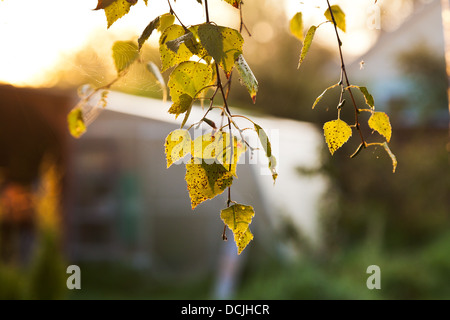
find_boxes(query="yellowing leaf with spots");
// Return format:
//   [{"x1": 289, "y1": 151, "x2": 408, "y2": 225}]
[
  {"x1": 298, "y1": 25, "x2": 316, "y2": 69},
  {"x1": 185, "y1": 161, "x2": 234, "y2": 209},
  {"x1": 165, "y1": 129, "x2": 192, "y2": 168},
  {"x1": 191, "y1": 132, "x2": 246, "y2": 174},
  {"x1": 159, "y1": 25, "x2": 195, "y2": 72},
  {"x1": 100, "y1": 0, "x2": 137, "y2": 29},
  {"x1": 186, "y1": 133, "x2": 246, "y2": 209},
  {"x1": 220, "y1": 204, "x2": 255, "y2": 254},
  {"x1": 235, "y1": 54, "x2": 258, "y2": 103},
  {"x1": 369, "y1": 112, "x2": 392, "y2": 142},
  {"x1": 168, "y1": 94, "x2": 193, "y2": 117},
  {"x1": 112, "y1": 41, "x2": 139, "y2": 74},
  {"x1": 168, "y1": 61, "x2": 214, "y2": 117},
  {"x1": 323, "y1": 119, "x2": 352, "y2": 155},
  {"x1": 324, "y1": 5, "x2": 346, "y2": 33},
  {"x1": 197, "y1": 24, "x2": 244, "y2": 76},
  {"x1": 67, "y1": 107, "x2": 86, "y2": 138}
]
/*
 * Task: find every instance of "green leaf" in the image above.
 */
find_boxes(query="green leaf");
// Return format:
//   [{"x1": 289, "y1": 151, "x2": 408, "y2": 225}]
[
  {"x1": 164, "y1": 129, "x2": 192, "y2": 168},
  {"x1": 186, "y1": 25, "x2": 212, "y2": 62},
  {"x1": 254, "y1": 124, "x2": 271, "y2": 157},
  {"x1": 166, "y1": 32, "x2": 195, "y2": 53},
  {"x1": 323, "y1": 119, "x2": 352, "y2": 155},
  {"x1": 312, "y1": 83, "x2": 339, "y2": 109},
  {"x1": 138, "y1": 16, "x2": 160, "y2": 50},
  {"x1": 185, "y1": 161, "x2": 234, "y2": 209},
  {"x1": 298, "y1": 25, "x2": 317, "y2": 69},
  {"x1": 159, "y1": 25, "x2": 195, "y2": 72},
  {"x1": 220, "y1": 204, "x2": 255, "y2": 255},
  {"x1": 101, "y1": 0, "x2": 136, "y2": 29},
  {"x1": 368, "y1": 112, "x2": 392, "y2": 142},
  {"x1": 168, "y1": 61, "x2": 215, "y2": 118},
  {"x1": 254, "y1": 123, "x2": 277, "y2": 182},
  {"x1": 325, "y1": 5, "x2": 346, "y2": 32},
  {"x1": 348, "y1": 85, "x2": 375, "y2": 109},
  {"x1": 289, "y1": 12, "x2": 304, "y2": 42},
  {"x1": 221, "y1": 0, "x2": 241, "y2": 8},
  {"x1": 234, "y1": 54, "x2": 258, "y2": 103},
  {"x1": 197, "y1": 24, "x2": 244, "y2": 76},
  {"x1": 67, "y1": 107, "x2": 86, "y2": 138},
  {"x1": 112, "y1": 41, "x2": 139, "y2": 74}
]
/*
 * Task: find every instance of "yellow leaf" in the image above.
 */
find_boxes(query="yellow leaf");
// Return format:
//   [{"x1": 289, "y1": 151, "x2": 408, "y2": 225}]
[
  {"x1": 67, "y1": 107, "x2": 86, "y2": 138},
  {"x1": 298, "y1": 25, "x2": 317, "y2": 69},
  {"x1": 185, "y1": 161, "x2": 234, "y2": 209},
  {"x1": 220, "y1": 204, "x2": 255, "y2": 254},
  {"x1": 289, "y1": 12, "x2": 304, "y2": 42},
  {"x1": 157, "y1": 13, "x2": 175, "y2": 33},
  {"x1": 323, "y1": 119, "x2": 352, "y2": 155},
  {"x1": 164, "y1": 129, "x2": 192, "y2": 168},
  {"x1": 104, "y1": 0, "x2": 136, "y2": 29},
  {"x1": 368, "y1": 112, "x2": 392, "y2": 142},
  {"x1": 159, "y1": 25, "x2": 195, "y2": 72},
  {"x1": 191, "y1": 132, "x2": 246, "y2": 175},
  {"x1": 168, "y1": 61, "x2": 214, "y2": 117},
  {"x1": 186, "y1": 133, "x2": 246, "y2": 209},
  {"x1": 324, "y1": 5, "x2": 346, "y2": 32}
]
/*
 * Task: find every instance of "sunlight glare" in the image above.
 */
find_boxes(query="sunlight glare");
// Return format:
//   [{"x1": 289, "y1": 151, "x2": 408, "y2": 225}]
[{"x1": 0, "y1": 0, "x2": 226, "y2": 87}]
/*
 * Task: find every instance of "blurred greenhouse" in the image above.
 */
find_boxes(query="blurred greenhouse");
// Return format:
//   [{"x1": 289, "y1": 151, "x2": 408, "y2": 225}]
[{"x1": 0, "y1": 0, "x2": 449, "y2": 300}]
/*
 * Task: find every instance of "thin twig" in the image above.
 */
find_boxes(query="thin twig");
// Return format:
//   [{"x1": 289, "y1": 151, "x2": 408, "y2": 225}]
[
  {"x1": 326, "y1": 0, "x2": 366, "y2": 147},
  {"x1": 167, "y1": 0, "x2": 187, "y2": 29}
]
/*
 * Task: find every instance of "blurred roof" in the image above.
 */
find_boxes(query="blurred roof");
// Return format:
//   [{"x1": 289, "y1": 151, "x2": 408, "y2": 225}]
[{"x1": 102, "y1": 91, "x2": 328, "y2": 246}]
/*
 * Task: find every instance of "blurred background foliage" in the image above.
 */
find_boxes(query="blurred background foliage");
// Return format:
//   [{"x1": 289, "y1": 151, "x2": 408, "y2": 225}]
[{"x1": 0, "y1": 0, "x2": 449, "y2": 299}]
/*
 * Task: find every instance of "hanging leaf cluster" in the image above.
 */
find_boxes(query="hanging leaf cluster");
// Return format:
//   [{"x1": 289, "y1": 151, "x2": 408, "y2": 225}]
[
  {"x1": 289, "y1": 4, "x2": 397, "y2": 172},
  {"x1": 67, "y1": 0, "x2": 397, "y2": 256},
  {"x1": 67, "y1": 0, "x2": 279, "y2": 255}
]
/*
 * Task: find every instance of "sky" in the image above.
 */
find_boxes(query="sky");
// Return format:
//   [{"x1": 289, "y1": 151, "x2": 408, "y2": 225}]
[{"x1": 0, "y1": 0, "x2": 384, "y2": 87}]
